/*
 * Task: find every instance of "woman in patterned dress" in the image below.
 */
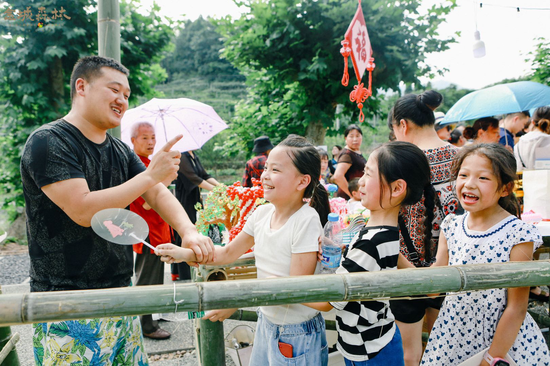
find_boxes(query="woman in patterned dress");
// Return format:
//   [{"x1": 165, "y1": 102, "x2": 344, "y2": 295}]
[{"x1": 387, "y1": 90, "x2": 461, "y2": 366}]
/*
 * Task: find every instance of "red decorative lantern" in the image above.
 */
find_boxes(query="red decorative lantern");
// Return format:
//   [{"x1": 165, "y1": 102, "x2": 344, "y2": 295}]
[{"x1": 341, "y1": 0, "x2": 375, "y2": 123}]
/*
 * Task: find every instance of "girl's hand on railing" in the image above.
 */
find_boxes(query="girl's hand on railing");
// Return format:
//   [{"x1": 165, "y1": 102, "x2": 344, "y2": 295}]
[{"x1": 203, "y1": 308, "x2": 238, "y2": 322}]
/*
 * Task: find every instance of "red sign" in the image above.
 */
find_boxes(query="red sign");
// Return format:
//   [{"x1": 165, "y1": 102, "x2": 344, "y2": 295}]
[
  {"x1": 344, "y1": 5, "x2": 372, "y2": 82},
  {"x1": 340, "y1": 1, "x2": 375, "y2": 123}
]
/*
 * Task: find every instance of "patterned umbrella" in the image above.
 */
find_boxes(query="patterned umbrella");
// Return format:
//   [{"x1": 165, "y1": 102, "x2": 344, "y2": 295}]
[{"x1": 121, "y1": 98, "x2": 228, "y2": 154}]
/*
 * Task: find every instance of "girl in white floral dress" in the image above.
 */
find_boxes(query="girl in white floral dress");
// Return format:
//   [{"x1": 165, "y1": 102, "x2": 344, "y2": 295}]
[{"x1": 423, "y1": 143, "x2": 550, "y2": 366}]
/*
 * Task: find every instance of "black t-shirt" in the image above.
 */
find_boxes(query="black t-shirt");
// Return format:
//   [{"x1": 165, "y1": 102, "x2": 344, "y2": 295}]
[
  {"x1": 174, "y1": 152, "x2": 211, "y2": 225},
  {"x1": 20, "y1": 119, "x2": 146, "y2": 292}
]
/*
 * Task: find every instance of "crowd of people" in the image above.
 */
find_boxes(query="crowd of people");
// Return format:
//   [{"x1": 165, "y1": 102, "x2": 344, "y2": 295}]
[{"x1": 20, "y1": 55, "x2": 550, "y2": 365}]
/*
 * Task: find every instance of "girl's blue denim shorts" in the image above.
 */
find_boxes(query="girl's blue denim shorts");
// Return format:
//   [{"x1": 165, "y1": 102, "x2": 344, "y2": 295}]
[{"x1": 250, "y1": 310, "x2": 328, "y2": 366}]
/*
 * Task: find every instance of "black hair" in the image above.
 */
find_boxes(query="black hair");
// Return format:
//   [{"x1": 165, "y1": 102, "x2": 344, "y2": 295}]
[
  {"x1": 279, "y1": 136, "x2": 331, "y2": 226},
  {"x1": 70, "y1": 56, "x2": 129, "y2": 101},
  {"x1": 373, "y1": 141, "x2": 435, "y2": 258},
  {"x1": 449, "y1": 129, "x2": 463, "y2": 144},
  {"x1": 344, "y1": 124, "x2": 363, "y2": 137},
  {"x1": 348, "y1": 178, "x2": 360, "y2": 195},
  {"x1": 333, "y1": 145, "x2": 342, "y2": 150},
  {"x1": 506, "y1": 111, "x2": 530, "y2": 118},
  {"x1": 387, "y1": 90, "x2": 443, "y2": 129},
  {"x1": 316, "y1": 148, "x2": 329, "y2": 159},
  {"x1": 532, "y1": 106, "x2": 550, "y2": 134},
  {"x1": 463, "y1": 117, "x2": 499, "y2": 140},
  {"x1": 451, "y1": 143, "x2": 520, "y2": 218}
]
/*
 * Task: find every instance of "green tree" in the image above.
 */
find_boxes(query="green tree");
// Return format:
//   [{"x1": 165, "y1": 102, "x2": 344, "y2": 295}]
[
  {"x1": 161, "y1": 17, "x2": 244, "y2": 83},
  {"x1": 216, "y1": 0, "x2": 457, "y2": 151},
  {"x1": 529, "y1": 37, "x2": 550, "y2": 85},
  {"x1": 0, "y1": 0, "x2": 173, "y2": 214}
]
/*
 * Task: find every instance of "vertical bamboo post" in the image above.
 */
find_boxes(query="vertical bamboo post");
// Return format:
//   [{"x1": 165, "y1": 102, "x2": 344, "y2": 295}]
[
  {"x1": 195, "y1": 265, "x2": 226, "y2": 366},
  {"x1": 98, "y1": 0, "x2": 122, "y2": 139},
  {"x1": 0, "y1": 289, "x2": 19, "y2": 366}
]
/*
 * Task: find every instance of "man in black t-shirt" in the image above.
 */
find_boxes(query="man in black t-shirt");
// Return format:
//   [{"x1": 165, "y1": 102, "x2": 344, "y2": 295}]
[{"x1": 21, "y1": 56, "x2": 214, "y2": 364}]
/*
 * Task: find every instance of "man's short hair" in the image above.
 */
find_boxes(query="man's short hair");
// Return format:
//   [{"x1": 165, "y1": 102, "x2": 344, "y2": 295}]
[
  {"x1": 130, "y1": 122, "x2": 154, "y2": 139},
  {"x1": 70, "y1": 56, "x2": 129, "y2": 102},
  {"x1": 505, "y1": 111, "x2": 530, "y2": 119},
  {"x1": 348, "y1": 178, "x2": 360, "y2": 194}
]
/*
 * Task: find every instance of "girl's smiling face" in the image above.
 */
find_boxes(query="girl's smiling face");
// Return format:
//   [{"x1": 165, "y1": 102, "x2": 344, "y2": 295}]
[
  {"x1": 358, "y1": 153, "x2": 388, "y2": 211},
  {"x1": 261, "y1": 146, "x2": 305, "y2": 204},
  {"x1": 456, "y1": 154, "x2": 509, "y2": 215}
]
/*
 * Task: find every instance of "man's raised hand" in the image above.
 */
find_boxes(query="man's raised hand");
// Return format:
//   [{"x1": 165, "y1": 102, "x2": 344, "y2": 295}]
[{"x1": 147, "y1": 135, "x2": 183, "y2": 183}]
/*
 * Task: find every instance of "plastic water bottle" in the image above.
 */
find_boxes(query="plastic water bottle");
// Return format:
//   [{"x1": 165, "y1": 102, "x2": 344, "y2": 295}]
[{"x1": 320, "y1": 213, "x2": 343, "y2": 274}]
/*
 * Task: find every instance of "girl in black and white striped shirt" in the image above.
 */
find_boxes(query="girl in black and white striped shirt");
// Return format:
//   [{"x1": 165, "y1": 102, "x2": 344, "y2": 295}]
[{"x1": 306, "y1": 141, "x2": 433, "y2": 365}]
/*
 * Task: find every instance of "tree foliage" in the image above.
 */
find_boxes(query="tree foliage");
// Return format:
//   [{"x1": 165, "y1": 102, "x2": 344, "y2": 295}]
[
  {"x1": 0, "y1": 0, "x2": 173, "y2": 212},
  {"x1": 161, "y1": 17, "x2": 244, "y2": 83},
  {"x1": 529, "y1": 37, "x2": 550, "y2": 86},
  {"x1": 216, "y1": 0, "x2": 457, "y2": 151}
]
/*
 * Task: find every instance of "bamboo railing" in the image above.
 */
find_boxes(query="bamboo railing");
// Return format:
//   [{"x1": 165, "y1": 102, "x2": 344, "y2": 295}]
[{"x1": 1, "y1": 261, "x2": 550, "y2": 326}]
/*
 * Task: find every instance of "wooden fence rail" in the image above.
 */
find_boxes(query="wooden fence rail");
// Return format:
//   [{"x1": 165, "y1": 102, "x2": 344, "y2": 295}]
[{"x1": 1, "y1": 261, "x2": 550, "y2": 327}]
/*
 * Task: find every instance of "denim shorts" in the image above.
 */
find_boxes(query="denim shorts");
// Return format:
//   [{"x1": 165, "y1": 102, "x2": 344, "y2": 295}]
[
  {"x1": 250, "y1": 311, "x2": 328, "y2": 366},
  {"x1": 344, "y1": 326, "x2": 404, "y2": 366}
]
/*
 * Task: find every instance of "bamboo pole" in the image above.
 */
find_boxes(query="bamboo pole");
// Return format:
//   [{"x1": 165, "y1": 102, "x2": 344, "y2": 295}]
[
  {"x1": 0, "y1": 288, "x2": 19, "y2": 366},
  {"x1": 228, "y1": 310, "x2": 338, "y2": 331},
  {"x1": 1, "y1": 261, "x2": 550, "y2": 327},
  {"x1": 194, "y1": 264, "x2": 225, "y2": 366},
  {"x1": 0, "y1": 332, "x2": 19, "y2": 365},
  {"x1": 98, "y1": 0, "x2": 121, "y2": 139}
]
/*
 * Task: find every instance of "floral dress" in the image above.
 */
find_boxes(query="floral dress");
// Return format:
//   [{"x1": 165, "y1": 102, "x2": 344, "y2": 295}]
[
  {"x1": 422, "y1": 213, "x2": 550, "y2": 366},
  {"x1": 399, "y1": 144, "x2": 460, "y2": 267}
]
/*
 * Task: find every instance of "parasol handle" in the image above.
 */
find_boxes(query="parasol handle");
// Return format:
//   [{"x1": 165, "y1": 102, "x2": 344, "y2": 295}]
[{"x1": 130, "y1": 233, "x2": 156, "y2": 252}]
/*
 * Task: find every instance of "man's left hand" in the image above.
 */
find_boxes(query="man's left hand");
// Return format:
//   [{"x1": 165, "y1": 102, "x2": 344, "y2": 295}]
[{"x1": 181, "y1": 230, "x2": 215, "y2": 263}]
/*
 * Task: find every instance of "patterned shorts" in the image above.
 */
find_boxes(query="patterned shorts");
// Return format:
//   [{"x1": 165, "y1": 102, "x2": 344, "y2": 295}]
[{"x1": 33, "y1": 315, "x2": 148, "y2": 365}]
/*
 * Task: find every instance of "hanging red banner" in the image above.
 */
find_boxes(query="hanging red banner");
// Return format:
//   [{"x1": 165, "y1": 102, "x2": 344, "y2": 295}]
[{"x1": 341, "y1": 1, "x2": 375, "y2": 123}]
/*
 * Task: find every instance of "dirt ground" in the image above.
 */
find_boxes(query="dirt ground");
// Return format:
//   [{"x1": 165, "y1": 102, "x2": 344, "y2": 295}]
[{"x1": 0, "y1": 242, "x2": 28, "y2": 256}]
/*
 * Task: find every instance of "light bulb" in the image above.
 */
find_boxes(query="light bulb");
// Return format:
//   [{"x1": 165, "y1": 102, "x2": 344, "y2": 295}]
[{"x1": 473, "y1": 30, "x2": 486, "y2": 58}]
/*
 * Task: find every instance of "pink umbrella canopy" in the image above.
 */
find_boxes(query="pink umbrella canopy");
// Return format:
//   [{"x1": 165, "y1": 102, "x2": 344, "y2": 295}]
[{"x1": 121, "y1": 98, "x2": 228, "y2": 155}]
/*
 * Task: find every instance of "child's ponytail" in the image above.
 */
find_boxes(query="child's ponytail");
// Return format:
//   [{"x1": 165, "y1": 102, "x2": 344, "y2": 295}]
[
  {"x1": 375, "y1": 142, "x2": 433, "y2": 259},
  {"x1": 310, "y1": 183, "x2": 331, "y2": 227},
  {"x1": 278, "y1": 135, "x2": 331, "y2": 226},
  {"x1": 499, "y1": 188, "x2": 521, "y2": 219}
]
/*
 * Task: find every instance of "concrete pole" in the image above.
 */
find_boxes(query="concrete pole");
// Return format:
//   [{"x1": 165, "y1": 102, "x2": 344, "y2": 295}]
[{"x1": 98, "y1": 0, "x2": 122, "y2": 139}]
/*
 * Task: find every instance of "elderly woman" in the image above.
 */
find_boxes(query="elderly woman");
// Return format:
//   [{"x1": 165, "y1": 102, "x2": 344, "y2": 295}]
[
  {"x1": 332, "y1": 125, "x2": 366, "y2": 199},
  {"x1": 515, "y1": 106, "x2": 550, "y2": 171}
]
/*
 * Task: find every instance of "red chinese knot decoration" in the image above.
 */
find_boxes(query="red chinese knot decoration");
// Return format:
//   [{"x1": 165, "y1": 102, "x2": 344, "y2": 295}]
[{"x1": 341, "y1": 1, "x2": 375, "y2": 123}]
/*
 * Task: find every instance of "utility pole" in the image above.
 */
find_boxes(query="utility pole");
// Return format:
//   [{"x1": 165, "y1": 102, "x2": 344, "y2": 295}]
[{"x1": 98, "y1": 0, "x2": 122, "y2": 139}]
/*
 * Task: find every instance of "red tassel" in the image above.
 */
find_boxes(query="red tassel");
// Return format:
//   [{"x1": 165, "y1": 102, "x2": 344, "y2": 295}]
[
  {"x1": 340, "y1": 40, "x2": 351, "y2": 87},
  {"x1": 349, "y1": 82, "x2": 371, "y2": 123}
]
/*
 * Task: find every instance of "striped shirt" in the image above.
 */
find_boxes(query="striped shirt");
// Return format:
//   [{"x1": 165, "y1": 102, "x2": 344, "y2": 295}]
[{"x1": 330, "y1": 225, "x2": 399, "y2": 362}]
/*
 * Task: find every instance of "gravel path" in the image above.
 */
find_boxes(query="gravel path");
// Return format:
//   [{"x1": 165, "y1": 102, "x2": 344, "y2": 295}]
[{"x1": 0, "y1": 254, "x2": 30, "y2": 285}]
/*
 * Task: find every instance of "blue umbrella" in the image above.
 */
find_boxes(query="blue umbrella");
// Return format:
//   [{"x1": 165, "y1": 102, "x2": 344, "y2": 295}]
[{"x1": 441, "y1": 81, "x2": 550, "y2": 124}]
